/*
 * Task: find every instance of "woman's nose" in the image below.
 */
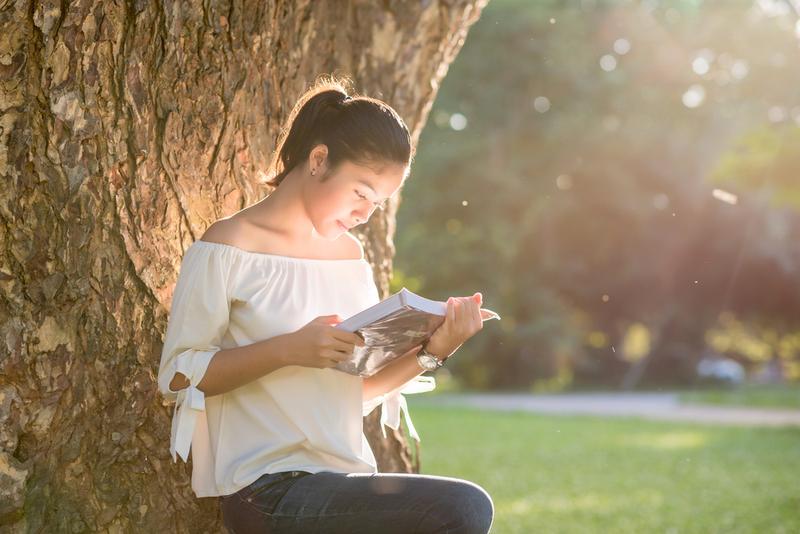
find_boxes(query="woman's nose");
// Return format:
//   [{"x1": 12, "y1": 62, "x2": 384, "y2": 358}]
[{"x1": 354, "y1": 208, "x2": 372, "y2": 223}]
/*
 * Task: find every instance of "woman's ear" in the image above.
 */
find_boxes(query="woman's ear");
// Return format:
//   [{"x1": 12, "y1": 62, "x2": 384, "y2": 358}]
[{"x1": 309, "y1": 144, "x2": 329, "y2": 175}]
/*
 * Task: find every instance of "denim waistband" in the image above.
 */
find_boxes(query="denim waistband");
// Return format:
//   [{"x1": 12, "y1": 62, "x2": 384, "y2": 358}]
[
  {"x1": 270, "y1": 470, "x2": 312, "y2": 481},
  {"x1": 221, "y1": 470, "x2": 313, "y2": 501},
  {"x1": 247, "y1": 471, "x2": 311, "y2": 490}
]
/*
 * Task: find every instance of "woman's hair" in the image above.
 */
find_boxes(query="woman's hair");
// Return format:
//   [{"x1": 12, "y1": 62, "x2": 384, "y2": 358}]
[{"x1": 265, "y1": 75, "x2": 414, "y2": 188}]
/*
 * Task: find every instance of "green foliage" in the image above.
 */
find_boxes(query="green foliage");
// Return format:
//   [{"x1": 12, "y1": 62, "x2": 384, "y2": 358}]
[
  {"x1": 388, "y1": 267, "x2": 424, "y2": 295},
  {"x1": 711, "y1": 125, "x2": 800, "y2": 208},
  {"x1": 395, "y1": 0, "x2": 800, "y2": 389}
]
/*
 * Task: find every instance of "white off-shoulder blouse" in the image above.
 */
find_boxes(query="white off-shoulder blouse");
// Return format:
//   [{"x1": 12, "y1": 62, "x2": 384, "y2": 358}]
[{"x1": 156, "y1": 239, "x2": 435, "y2": 498}]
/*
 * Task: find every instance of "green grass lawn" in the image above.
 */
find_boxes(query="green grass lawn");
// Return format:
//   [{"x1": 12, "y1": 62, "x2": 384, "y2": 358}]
[
  {"x1": 679, "y1": 384, "x2": 800, "y2": 410},
  {"x1": 406, "y1": 400, "x2": 800, "y2": 534}
]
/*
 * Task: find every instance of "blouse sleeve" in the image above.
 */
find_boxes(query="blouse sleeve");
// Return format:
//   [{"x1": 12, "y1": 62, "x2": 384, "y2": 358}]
[
  {"x1": 157, "y1": 243, "x2": 234, "y2": 463},
  {"x1": 362, "y1": 375, "x2": 437, "y2": 442}
]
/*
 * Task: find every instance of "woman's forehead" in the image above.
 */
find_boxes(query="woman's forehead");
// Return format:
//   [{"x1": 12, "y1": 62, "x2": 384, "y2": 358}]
[
  {"x1": 340, "y1": 159, "x2": 403, "y2": 176},
  {"x1": 339, "y1": 160, "x2": 406, "y2": 191}
]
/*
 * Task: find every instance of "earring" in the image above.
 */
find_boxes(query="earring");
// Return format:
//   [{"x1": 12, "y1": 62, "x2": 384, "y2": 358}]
[{"x1": 311, "y1": 169, "x2": 316, "y2": 176}]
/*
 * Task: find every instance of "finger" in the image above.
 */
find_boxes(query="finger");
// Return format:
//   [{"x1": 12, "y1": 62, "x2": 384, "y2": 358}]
[
  {"x1": 325, "y1": 349, "x2": 351, "y2": 362},
  {"x1": 471, "y1": 299, "x2": 482, "y2": 330},
  {"x1": 447, "y1": 297, "x2": 456, "y2": 326},
  {"x1": 355, "y1": 331, "x2": 366, "y2": 345},
  {"x1": 460, "y1": 299, "x2": 472, "y2": 334},
  {"x1": 451, "y1": 298, "x2": 462, "y2": 333},
  {"x1": 456, "y1": 298, "x2": 467, "y2": 326},
  {"x1": 460, "y1": 298, "x2": 477, "y2": 333},
  {"x1": 471, "y1": 295, "x2": 482, "y2": 324},
  {"x1": 348, "y1": 331, "x2": 365, "y2": 346},
  {"x1": 331, "y1": 329, "x2": 366, "y2": 347},
  {"x1": 329, "y1": 338, "x2": 358, "y2": 355},
  {"x1": 317, "y1": 314, "x2": 342, "y2": 324}
]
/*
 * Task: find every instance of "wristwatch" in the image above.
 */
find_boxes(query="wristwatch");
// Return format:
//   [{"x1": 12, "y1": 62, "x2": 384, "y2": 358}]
[{"x1": 416, "y1": 342, "x2": 447, "y2": 372}]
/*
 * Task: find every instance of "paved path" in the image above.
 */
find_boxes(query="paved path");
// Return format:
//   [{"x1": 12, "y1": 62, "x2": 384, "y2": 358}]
[{"x1": 410, "y1": 392, "x2": 800, "y2": 427}]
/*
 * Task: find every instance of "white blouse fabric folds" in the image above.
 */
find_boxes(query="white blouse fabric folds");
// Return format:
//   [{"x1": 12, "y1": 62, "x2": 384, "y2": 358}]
[{"x1": 157, "y1": 240, "x2": 435, "y2": 497}]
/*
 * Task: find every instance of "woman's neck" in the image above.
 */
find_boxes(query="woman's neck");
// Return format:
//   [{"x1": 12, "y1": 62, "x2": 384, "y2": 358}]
[{"x1": 258, "y1": 169, "x2": 319, "y2": 236}]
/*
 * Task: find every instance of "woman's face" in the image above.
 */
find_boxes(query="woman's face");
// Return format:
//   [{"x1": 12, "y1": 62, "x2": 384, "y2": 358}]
[{"x1": 305, "y1": 155, "x2": 407, "y2": 240}]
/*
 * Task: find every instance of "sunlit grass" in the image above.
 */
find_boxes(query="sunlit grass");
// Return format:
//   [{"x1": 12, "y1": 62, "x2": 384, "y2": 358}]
[
  {"x1": 408, "y1": 400, "x2": 800, "y2": 534},
  {"x1": 618, "y1": 430, "x2": 709, "y2": 451},
  {"x1": 679, "y1": 384, "x2": 800, "y2": 410}
]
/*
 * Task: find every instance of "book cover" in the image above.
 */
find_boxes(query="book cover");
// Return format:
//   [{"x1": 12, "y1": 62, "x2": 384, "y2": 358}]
[{"x1": 333, "y1": 287, "x2": 500, "y2": 377}]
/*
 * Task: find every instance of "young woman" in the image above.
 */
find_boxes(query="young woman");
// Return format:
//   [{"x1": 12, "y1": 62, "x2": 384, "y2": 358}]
[{"x1": 157, "y1": 76, "x2": 494, "y2": 533}]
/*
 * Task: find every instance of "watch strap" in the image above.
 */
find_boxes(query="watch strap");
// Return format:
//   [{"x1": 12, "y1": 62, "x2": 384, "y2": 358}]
[{"x1": 420, "y1": 341, "x2": 447, "y2": 364}]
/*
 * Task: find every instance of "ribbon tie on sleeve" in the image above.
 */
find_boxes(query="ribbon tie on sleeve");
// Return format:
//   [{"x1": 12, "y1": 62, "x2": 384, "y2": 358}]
[
  {"x1": 376, "y1": 375, "x2": 436, "y2": 441},
  {"x1": 168, "y1": 350, "x2": 214, "y2": 463}
]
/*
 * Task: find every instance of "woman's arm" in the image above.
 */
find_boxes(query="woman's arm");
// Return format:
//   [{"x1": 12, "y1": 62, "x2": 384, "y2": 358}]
[
  {"x1": 169, "y1": 333, "x2": 294, "y2": 398},
  {"x1": 362, "y1": 338, "x2": 454, "y2": 403},
  {"x1": 362, "y1": 345, "x2": 427, "y2": 404}
]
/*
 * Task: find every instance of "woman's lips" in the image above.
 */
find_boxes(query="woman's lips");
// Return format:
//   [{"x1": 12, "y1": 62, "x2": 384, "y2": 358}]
[{"x1": 337, "y1": 220, "x2": 348, "y2": 231}]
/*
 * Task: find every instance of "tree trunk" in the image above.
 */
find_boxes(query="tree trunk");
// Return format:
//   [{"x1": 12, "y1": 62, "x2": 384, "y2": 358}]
[{"x1": 0, "y1": 0, "x2": 487, "y2": 530}]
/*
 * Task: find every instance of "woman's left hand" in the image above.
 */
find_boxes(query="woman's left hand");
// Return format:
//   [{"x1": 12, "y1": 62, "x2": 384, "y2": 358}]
[{"x1": 425, "y1": 292, "x2": 484, "y2": 361}]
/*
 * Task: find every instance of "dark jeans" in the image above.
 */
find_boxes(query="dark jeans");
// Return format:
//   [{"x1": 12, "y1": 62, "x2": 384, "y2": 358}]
[{"x1": 219, "y1": 470, "x2": 494, "y2": 533}]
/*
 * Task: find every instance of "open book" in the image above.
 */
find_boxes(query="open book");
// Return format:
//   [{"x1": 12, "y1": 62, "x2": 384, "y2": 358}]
[{"x1": 333, "y1": 287, "x2": 500, "y2": 377}]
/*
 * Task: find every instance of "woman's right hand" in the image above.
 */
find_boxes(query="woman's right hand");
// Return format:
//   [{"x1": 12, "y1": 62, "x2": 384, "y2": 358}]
[{"x1": 285, "y1": 314, "x2": 366, "y2": 369}]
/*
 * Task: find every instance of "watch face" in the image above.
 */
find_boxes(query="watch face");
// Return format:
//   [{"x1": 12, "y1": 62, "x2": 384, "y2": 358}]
[{"x1": 419, "y1": 354, "x2": 439, "y2": 370}]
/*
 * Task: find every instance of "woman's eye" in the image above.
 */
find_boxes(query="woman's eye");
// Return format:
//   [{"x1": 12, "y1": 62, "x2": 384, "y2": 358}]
[{"x1": 355, "y1": 190, "x2": 386, "y2": 210}]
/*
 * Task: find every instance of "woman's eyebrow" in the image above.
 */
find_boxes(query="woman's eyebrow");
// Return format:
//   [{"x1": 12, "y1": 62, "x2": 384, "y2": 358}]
[
  {"x1": 357, "y1": 179, "x2": 389, "y2": 200},
  {"x1": 356, "y1": 179, "x2": 377, "y2": 193}
]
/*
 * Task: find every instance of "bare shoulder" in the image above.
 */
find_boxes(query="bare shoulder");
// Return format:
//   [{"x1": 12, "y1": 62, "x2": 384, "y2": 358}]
[
  {"x1": 199, "y1": 213, "x2": 364, "y2": 260},
  {"x1": 199, "y1": 217, "x2": 242, "y2": 247}
]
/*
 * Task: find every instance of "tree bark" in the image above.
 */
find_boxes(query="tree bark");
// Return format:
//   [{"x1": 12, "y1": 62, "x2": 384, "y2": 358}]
[{"x1": 0, "y1": 0, "x2": 487, "y2": 530}]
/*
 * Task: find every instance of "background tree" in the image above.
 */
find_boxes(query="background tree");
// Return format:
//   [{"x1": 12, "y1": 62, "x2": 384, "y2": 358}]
[{"x1": 0, "y1": 0, "x2": 488, "y2": 531}]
